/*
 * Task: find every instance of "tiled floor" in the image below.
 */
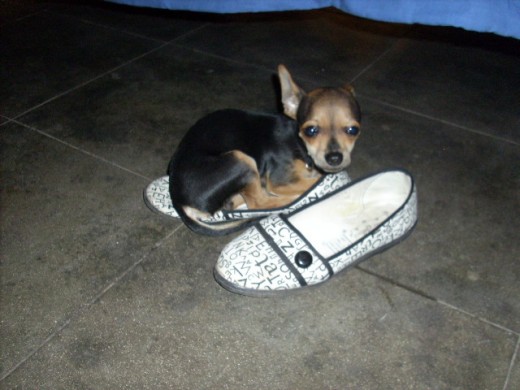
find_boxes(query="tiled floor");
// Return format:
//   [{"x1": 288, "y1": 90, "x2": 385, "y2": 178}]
[{"x1": 1, "y1": 1, "x2": 519, "y2": 389}]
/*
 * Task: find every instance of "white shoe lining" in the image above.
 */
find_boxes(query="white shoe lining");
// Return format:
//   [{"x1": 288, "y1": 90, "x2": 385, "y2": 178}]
[{"x1": 288, "y1": 172, "x2": 412, "y2": 258}]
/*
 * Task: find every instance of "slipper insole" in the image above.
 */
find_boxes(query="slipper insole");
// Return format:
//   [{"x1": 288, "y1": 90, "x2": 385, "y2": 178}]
[{"x1": 288, "y1": 171, "x2": 412, "y2": 258}]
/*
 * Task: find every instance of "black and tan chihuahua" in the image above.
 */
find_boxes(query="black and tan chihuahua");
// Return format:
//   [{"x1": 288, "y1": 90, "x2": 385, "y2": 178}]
[{"x1": 168, "y1": 65, "x2": 361, "y2": 235}]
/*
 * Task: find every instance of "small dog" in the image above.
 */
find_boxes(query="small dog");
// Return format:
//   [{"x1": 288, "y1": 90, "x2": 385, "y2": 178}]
[{"x1": 168, "y1": 65, "x2": 361, "y2": 234}]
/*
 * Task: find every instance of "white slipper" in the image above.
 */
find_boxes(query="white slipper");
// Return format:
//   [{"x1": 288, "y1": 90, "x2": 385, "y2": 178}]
[
  {"x1": 144, "y1": 176, "x2": 180, "y2": 218},
  {"x1": 144, "y1": 170, "x2": 352, "y2": 232},
  {"x1": 214, "y1": 169, "x2": 418, "y2": 296}
]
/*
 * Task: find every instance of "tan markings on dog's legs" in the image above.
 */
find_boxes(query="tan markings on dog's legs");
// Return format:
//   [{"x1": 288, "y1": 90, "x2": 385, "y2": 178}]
[
  {"x1": 267, "y1": 159, "x2": 321, "y2": 199},
  {"x1": 231, "y1": 150, "x2": 275, "y2": 209},
  {"x1": 232, "y1": 151, "x2": 309, "y2": 210},
  {"x1": 224, "y1": 193, "x2": 246, "y2": 210}
]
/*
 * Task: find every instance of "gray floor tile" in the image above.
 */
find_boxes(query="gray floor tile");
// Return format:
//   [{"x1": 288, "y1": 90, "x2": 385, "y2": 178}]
[
  {"x1": 0, "y1": 123, "x2": 179, "y2": 378},
  {"x1": 0, "y1": 10, "x2": 162, "y2": 118},
  {"x1": 0, "y1": 0, "x2": 46, "y2": 25},
  {"x1": 2, "y1": 230, "x2": 516, "y2": 389},
  {"x1": 175, "y1": 10, "x2": 410, "y2": 85},
  {"x1": 47, "y1": 1, "x2": 209, "y2": 42},
  {"x1": 354, "y1": 29, "x2": 520, "y2": 143},
  {"x1": 509, "y1": 346, "x2": 520, "y2": 390},
  {"x1": 16, "y1": 46, "x2": 285, "y2": 178},
  {"x1": 346, "y1": 98, "x2": 520, "y2": 332}
]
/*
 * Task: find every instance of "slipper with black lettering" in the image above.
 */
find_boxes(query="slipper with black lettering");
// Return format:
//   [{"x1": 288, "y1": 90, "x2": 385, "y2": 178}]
[
  {"x1": 144, "y1": 170, "x2": 352, "y2": 234},
  {"x1": 214, "y1": 169, "x2": 418, "y2": 296}
]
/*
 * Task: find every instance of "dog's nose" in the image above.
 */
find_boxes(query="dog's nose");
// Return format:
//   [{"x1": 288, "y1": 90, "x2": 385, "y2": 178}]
[{"x1": 325, "y1": 152, "x2": 343, "y2": 166}]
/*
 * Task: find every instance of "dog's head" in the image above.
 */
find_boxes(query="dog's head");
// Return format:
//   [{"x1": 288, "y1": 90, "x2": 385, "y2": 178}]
[{"x1": 278, "y1": 64, "x2": 361, "y2": 173}]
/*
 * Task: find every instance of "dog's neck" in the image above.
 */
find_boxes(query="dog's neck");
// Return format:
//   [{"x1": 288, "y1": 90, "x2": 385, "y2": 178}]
[{"x1": 294, "y1": 132, "x2": 316, "y2": 171}]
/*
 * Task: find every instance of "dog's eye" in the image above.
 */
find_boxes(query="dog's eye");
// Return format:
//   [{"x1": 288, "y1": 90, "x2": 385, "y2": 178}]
[
  {"x1": 345, "y1": 126, "x2": 360, "y2": 136},
  {"x1": 304, "y1": 126, "x2": 319, "y2": 137}
]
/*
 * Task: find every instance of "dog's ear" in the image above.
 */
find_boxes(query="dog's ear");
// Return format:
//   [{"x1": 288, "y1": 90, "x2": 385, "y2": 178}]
[
  {"x1": 342, "y1": 84, "x2": 355, "y2": 96},
  {"x1": 278, "y1": 64, "x2": 305, "y2": 120}
]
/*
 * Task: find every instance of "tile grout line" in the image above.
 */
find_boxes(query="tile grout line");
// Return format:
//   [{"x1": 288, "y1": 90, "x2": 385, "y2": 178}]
[
  {"x1": 503, "y1": 335, "x2": 520, "y2": 390},
  {"x1": 10, "y1": 39, "x2": 173, "y2": 122},
  {"x1": 9, "y1": 14, "x2": 514, "y2": 151},
  {"x1": 0, "y1": 225, "x2": 183, "y2": 382},
  {"x1": 4, "y1": 25, "x2": 212, "y2": 182},
  {"x1": 0, "y1": 319, "x2": 72, "y2": 383},
  {"x1": 349, "y1": 39, "x2": 402, "y2": 84},
  {"x1": 172, "y1": 43, "x2": 519, "y2": 147},
  {"x1": 45, "y1": 7, "x2": 213, "y2": 46},
  {"x1": 0, "y1": 117, "x2": 12, "y2": 127},
  {"x1": 359, "y1": 94, "x2": 520, "y2": 146},
  {"x1": 359, "y1": 266, "x2": 519, "y2": 336},
  {"x1": 10, "y1": 118, "x2": 152, "y2": 181},
  {"x1": 165, "y1": 23, "x2": 213, "y2": 44},
  {"x1": 9, "y1": 7, "x2": 212, "y2": 122},
  {"x1": 8, "y1": 7, "x2": 518, "y2": 150},
  {"x1": 87, "y1": 225, "x2": 183, "y2": 306},
  {"x1": 0, "y1": 8, "x2": 47, "y2": 27},
  {"x1": 436, "y1": 299, "x2": 519, "y2": 336},
  {"x1": 348, "y1": 26, "x2": 519, "y2": 146},
  {"x1": 172, "y1": 42, "x2": 277, "y2": 75},
  {"x1": 42, "y1": 8, "x2": 168, "y2": 44},
  {"x1": 358, "y1": 265, "x2": 439, "y2": 301}
]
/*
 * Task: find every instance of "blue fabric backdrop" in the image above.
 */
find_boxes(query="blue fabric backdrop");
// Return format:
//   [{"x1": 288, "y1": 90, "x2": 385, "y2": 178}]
[{"x1": 108, "y1": 0, "x2": 520, "y2": 39}]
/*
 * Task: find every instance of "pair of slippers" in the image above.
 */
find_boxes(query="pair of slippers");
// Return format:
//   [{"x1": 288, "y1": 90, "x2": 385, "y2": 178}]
[{"x1": 145, "y1": 169, "x2": 417, "y2": 296}]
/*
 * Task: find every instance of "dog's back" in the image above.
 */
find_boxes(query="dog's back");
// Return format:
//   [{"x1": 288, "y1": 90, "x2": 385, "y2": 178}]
[{"x1": 168, "y1": 109, "x2": 304, "y2": 214}]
